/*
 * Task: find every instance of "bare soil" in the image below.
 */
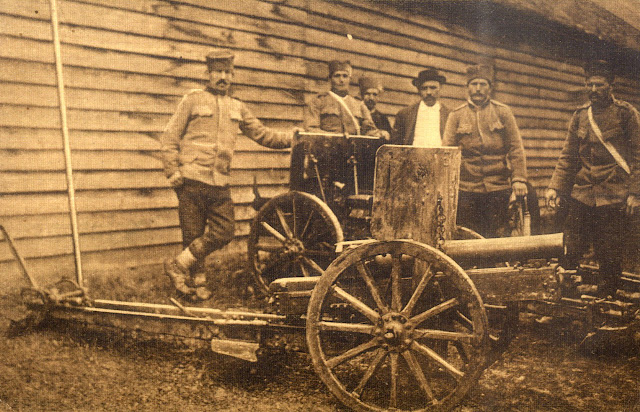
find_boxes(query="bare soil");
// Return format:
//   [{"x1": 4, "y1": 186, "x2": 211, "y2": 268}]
[{"x1": 1, "y1": 255, "x2": 639, "y2": 412}]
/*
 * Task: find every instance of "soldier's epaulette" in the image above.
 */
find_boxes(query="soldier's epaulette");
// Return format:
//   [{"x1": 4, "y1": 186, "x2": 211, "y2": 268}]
[
  {"x1": 613, "y1": 99, "x2": 636, "y2": 112},
  {"x1": 490, "y1": 99, "x2": 508, "y2": 108},
  {"x1": 453, "y1": 103, "x2": 467, "y2": 111}
]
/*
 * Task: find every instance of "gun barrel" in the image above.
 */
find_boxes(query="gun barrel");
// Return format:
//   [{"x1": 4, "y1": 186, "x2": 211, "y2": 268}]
[{"x1": 444, "y1": 233, "x2": 563, "y2": 265}]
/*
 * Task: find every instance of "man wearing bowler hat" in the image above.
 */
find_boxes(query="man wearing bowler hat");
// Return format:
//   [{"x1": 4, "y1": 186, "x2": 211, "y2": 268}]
[
  {"x1": 545, "y1": 59, "x2": 640, "y2": 298},
  {"x1": 391, "y1": 68, "x2": 449, "y2": 146},
  {"x1": 305, "y1": 60, "x2": 388, "y2": 139},
  {"x1": 161, "y1": 49, "x2": 296, "y2": 300},
  {"x1": 443, "y1": 64, "x2": 528, "y2": 238}
]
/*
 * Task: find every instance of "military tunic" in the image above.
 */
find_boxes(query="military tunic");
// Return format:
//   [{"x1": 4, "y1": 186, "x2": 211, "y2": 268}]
[
  {"x1": 161, "y1": 88, "x2": 292, "y2": 260},
  {"x1": 304, "y1": 92, "x2": 380, "y2": 136},
  {"x1": 443, "y1": 99, "x2": 527, "y2": 193}
]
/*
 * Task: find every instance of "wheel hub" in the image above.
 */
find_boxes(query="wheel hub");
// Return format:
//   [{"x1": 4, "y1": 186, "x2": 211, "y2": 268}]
[
  {"x1": 283, "y1": 238, "x2": 305, "y2": 255},
  {"x1": 377, "y1": 312, "x2": 413, "y2": 351}
]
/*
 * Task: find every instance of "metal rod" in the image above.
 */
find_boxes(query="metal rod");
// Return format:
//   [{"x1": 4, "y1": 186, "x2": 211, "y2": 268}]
[
  {"x1": 49, "y1": 0, "x2": 83, "y2": 286},
  {"x1": 0, "y1": 225, "x2": 38, "y2": 288}
]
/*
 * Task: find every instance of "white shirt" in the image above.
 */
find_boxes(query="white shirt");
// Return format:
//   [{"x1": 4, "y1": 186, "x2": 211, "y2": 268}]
[{"x1": 412, "y1": 101, "x2": 441, "y2": 147}]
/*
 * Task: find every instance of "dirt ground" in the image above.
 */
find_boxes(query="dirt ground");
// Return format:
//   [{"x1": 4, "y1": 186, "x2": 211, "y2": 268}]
[{"x1": 1, "y1": 255, "x2": 639, "y2": 412}]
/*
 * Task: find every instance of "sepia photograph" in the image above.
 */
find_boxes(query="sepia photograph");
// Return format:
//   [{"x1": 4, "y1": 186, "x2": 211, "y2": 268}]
[{"x1": 1, "y1": 0, "x2": 639, "y2": 410}]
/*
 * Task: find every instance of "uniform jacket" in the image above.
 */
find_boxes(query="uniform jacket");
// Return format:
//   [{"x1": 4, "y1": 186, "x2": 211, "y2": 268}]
[
  {"x1": 549, "y1": 98, "x2": 640, "y2": 207},
  {"x1": 442, "y1": 99, "x2": 527, "y2": 193},
  {"x1": 304, "y1": 92, "x2": 380, "y2": 136},
  {"x1": 161, "y1": 89, "x2": 292, "y2": 187}
]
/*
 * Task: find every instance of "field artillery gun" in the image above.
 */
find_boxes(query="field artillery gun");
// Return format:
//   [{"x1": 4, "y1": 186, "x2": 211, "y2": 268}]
[{"x1": 12, "y1": 142, "x2": 640, "y2": 412}]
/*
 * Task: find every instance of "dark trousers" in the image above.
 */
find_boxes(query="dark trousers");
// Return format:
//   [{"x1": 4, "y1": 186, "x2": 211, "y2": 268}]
[
  {"x1": 175, "y1": 179, "x2": 235, "y2": 263},
  {"x1": 563, "y1": 199, "x2": 625, "y2": 283},
  {"x1": 456, "y1": 189, "x2": 512, "y2": 238}
]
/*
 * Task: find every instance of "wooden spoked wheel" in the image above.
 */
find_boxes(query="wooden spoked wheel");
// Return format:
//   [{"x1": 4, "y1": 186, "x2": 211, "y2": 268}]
[
  {"x1": 248, "y1": 191, "x2": 343, "y2": 296},
  {"x1": 306, "y1": 240, "x2": 489, "y2": 412}
]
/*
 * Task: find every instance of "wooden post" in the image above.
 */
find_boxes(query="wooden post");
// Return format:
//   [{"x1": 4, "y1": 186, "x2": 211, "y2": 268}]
[
  {"x1": 49, "y1": 0, "x2": 83, "y2": 286},
  {"x1": 370, "y1": 146, "x2": 461, "y2": 247}
]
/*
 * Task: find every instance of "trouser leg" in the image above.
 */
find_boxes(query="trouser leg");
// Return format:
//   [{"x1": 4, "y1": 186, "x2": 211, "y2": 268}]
[
  {"x1": 593, "y1": 204, "x2": 625, "y2": 296},
  {"x1": 562, "y1": 199, "x2": 591, "y2": 270}
]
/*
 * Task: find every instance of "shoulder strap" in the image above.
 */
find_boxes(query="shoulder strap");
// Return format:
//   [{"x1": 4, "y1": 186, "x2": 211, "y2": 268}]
[
  {"x1": 587, "y1": 106, "x2": 631, "y2": 174},
  {"x1": 328, "y1": 91, "x2": 360, "y2": 135}
]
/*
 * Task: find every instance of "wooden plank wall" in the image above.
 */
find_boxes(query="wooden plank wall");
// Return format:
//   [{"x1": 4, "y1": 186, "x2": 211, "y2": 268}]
[{"x1": 1, "y1": 0, "x2": 638, "y2": 285}]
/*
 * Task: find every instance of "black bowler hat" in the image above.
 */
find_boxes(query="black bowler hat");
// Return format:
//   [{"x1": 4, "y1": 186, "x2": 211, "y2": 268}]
[{"x1": 412, "y1": 68, "x2": 447, "y2": 87}]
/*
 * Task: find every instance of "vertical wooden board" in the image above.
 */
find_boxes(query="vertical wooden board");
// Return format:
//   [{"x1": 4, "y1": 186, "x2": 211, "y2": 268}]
[{"x1": 370, "y1": 146, "x2": 460, "y2": 246}]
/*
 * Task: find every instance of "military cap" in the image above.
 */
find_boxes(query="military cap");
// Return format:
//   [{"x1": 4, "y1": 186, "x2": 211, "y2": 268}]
[
  {"x1": 206, "y1": 49, "x2": 234, "y2": 71},
  {"x1": 584, "y1": 59, "x2": 614, "y2": 83},
  {"x1": 466, "y1": 64, "x2": 493, "y2": 84},
  {"x1": 358, "y1": 76, "x2": 383, "y2": 94},
  {"x1": 328, "y1": 60, "x2": 352, "y2": 78},
  {"x1": 412, "y1": 68, "x2": 447, "y2": 87}
]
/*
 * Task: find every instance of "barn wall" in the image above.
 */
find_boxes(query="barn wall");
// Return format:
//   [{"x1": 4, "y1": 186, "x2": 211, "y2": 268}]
[{"x1": 1, "y1": 0, "x2": 638, "y2": 284}]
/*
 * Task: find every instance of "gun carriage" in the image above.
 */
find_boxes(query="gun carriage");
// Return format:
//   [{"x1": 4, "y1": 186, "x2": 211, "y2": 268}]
[{"x1": 11, "y1": 135, "x2": 640, "y2": 412}]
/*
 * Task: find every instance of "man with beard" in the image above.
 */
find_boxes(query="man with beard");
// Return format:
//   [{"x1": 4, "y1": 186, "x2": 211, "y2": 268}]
[
  {"x1": 443, "y1": 64, "x2": 528, "y2": 238},
  {"x1": 304, "y1": 60, "x2": 388, "y2": 139},
  {"x1": 161, "y1": 49, "x2": 296, "y2": 300},
  {"x1": 545, "y1": 59, "x2": 640, "y2": 298},
  {"x1": 358, "y1": 76, "x2": 391, "y2": 135},
  {"x1": 391, "y1": 68, "x2": 449, "y2": 147}
]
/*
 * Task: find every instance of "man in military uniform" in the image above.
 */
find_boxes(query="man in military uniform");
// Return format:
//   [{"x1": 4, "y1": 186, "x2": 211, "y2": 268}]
[
  {"x1": 392, "y1": 68, "x2": 450, "y2": 147},
  {"x1": 304, "y1": 60, "x2": 388, "y2": 139},
  {"x1": 358, "y1": 76, "x2": 392, "y2": 135},
  {"x1": 443, "y1": 64, "x2": 528, "y2": 238},
  {"x1": 546, "y1": 60, "x2": 640, "y2": 298},
  {"x1": 161, "y1": 49, "x2": 295, "y2": 300}
]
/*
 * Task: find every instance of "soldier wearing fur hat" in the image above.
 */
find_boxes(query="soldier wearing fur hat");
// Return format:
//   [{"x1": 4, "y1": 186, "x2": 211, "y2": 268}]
[
  {"x1": 304, "y1": 60, "x2": 388, "y2": 139},
  {"x1": 545, "y1": 59, "x2": 640, "y2": 298},
  {"x1": 391, "y1": 68, "x2": 450, "y2": 146},
  {"x1": 443, "y1": 64, "x2": 528, "y2": 238},
  {"x1": 358, "y1": 76, "x2": 391, "y2": 135},
  {"x1": 161, "y1": 49, "x2": 296, "y2": 300}
]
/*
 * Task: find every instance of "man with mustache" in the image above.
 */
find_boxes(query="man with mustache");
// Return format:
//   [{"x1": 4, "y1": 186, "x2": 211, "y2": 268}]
[
  {"x1": 443, "y1": 64, "x2": 528, "y2": 238},
  {"x1": 161, "y1": 49, "x2": 295, "y2": 300},
  {"x1": 305, "y1": 60, "x2": 388, "y2": 139},
  {"x1": 545, "y1": 59, "x2": 640, "y2": 298},
  {"x1": 358, "y1": 76, "x2": 391, "y2": 135},
  {"x1": 391, "y1": 68, "x2": 449, "y2": 147}
]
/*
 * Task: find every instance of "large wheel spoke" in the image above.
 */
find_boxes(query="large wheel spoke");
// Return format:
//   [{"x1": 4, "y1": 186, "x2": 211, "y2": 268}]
[
  {"x1": 260, "y1": 221, "x2": 287, "y2": 243},
  {"x1": 326, "y1": 338, "x2": 379, "y2": 369},
  {"x1": 302, "y1": 256, "x2": 326, "y2": 275},
  {"x1": 402, "y1": 350, "x2": 436, "y2": 402},
  {"x1": 356, "y1": 261, "x2": 388, "y2": 313},
  {"x1": 254, "y1": 243, "x2": 284, "y2": 252},
  {"x1": 330, "y1": 285, "x2": 379, "y2": 323},
  {"x1": 275, "y1": 206, "x2": 294, "y2": 239},
  {"x1": 391, "y1": 254, "x2": 402, "y2": 311},
  {"x1": 304, "y1": 249, "x2": 334, "y2": 257},
  {"x1": 413, "y1": 329, "x2": 477, "y2": 344},
  {"x1": 352, "y1": 348, "x2": 387, "y2": 397},
  {"x1": 299, "y1": 209, "x2": 316, "y2": 239},
  {"x1": 318, "y1": 321, "x2": 375, "y2": 334},
  {"x1": 298, "y1": 260, "x2": 310, "y2": 277},
  {"x1": 402, "y1": 264, "x2": 433, "y2": 316},
  {"x1": 410, "y1": 298, "x2": 459, "y2": 326},
  {"x1": 389, "y1": 352, "x2": 399, "y2": 408},
  {"x1": 411, "y1": 340, "x2": 464, "y2": 381}
]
